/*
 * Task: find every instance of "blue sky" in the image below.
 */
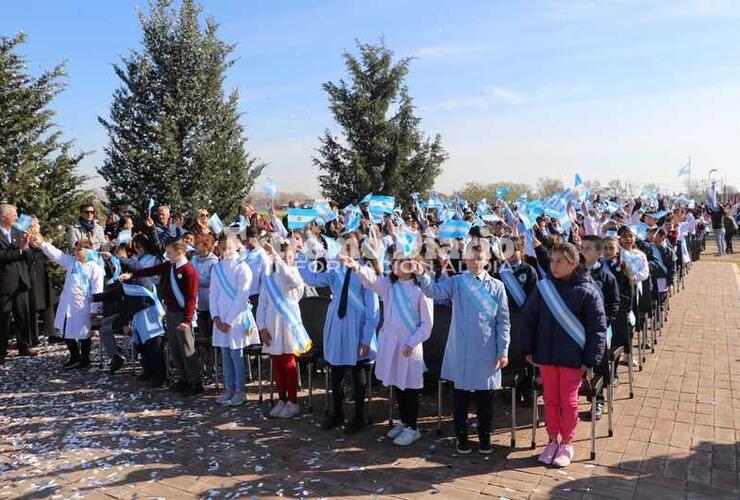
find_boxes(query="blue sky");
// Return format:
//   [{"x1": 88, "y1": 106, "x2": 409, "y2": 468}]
[{"x1": 2, "y1": 0, "x2": 740, "y2": 196}]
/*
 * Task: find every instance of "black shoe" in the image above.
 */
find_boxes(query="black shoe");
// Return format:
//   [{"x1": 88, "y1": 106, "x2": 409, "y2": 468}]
[
  {"x1": 478, "y1": 432, "x2": 492, "y2": 455},
  {"x1": 320, "y1": 414, "x2": 345, "y2": 431},
  {"x1": 179, "y1": 383, "x2": 204, "y2": 397},
  {"x1": 148, "y1": 378, "x2": 166, "y2": 389},
  {"x1": 109, "y1": 354, "x2": 125, "y2": 374},
  {"x1": 63, "y1": 359, "x2": 80, "y2": 370},
  {"x1": 456, "y1": 433, "x2": 471, "y2": 455},
  {"x1": 136, "y1": 372, "x2": 153, "y2": 382},
  {"x1": 169, "y1": 380, "x2": 188, "y2": 393},
  {"x1": 344, "y1": 417, "x2": 366, "y2": 435},
  {"x1": 76, "y1": 359, "x2": 91, "y2": 370},
  {"x1": 48, "y1": 335, "x2": 65, "y2": 345}
]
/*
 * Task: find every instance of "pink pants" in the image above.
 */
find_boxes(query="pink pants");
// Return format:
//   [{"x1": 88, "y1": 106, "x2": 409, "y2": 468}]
[{"x1": 539, "y1": 364, "x2": 583, "y2": 444}]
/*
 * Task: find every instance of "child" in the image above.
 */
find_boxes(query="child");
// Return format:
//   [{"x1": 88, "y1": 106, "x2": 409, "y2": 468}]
[
  {"x1": 192, "y1": 234, "x2": 219, "y2": 346},
  {"x1": 580, "y1": 235, "x2": 619, "y2": 421},
  {"x1": 209, "y1": 234, "x2": 258, "y2": 406},
  {"x1": 520, "y1": 242, "x2": 607, "y2": 468},
  {"x1": 257, "y1": 240, "x2": 309, "y2": 419},
  {"x1": 340, "y1": 251, "x2": 433, "y2": 447},
  {"x1": 418, "y1": 239, "x2": 510, "y2": 454},
  {"x1": 40, "y1": 239, "x2": 105, "y2": 369},
  {"x1": 121, "y1": 239, "x2": 202, "y2": 396},
  {"x1": 602, "y1": 236, "x2": 634, "y2": 385},
  {"x1": 296, "y1": 232, "x2": 380, "y2": 433}
]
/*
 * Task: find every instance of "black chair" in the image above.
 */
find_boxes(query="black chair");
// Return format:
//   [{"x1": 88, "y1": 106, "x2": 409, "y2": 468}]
[{"x1": 298, "y1": 296, "x2": 329, "y2": 413}]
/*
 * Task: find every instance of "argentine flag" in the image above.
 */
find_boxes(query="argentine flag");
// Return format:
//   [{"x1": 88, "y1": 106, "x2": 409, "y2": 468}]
[
  {"x1": 287, "y1": 208, "x2": 318, "y2": 229},
  {"x1": 367, "y1": 195, "x2": 395, "y2": 214},
  {"x1": 438, "y1": 219, "x2": 472, "y2": 239}
]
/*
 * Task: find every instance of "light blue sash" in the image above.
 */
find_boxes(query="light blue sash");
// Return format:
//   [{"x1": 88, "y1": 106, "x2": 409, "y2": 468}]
[
  {"x1": 391, "y1": 282, "x2": 419, "y2": 335},
  {"x1": 169, "y1": 266, "x2": 186, "y2": 309},
  {"x1": 499, "y1": 264, "x2": 526, "y2": 308},
  {"x1": 537, "y1": 278, "x2": 586, "y2": 351},
  {"x1": 122, "y1": 283, "x2": 165, "y2": 344},
  {"x1": 213, "y1": 261, "x2": 255, "y2": 330},
  {"x1": 591, "y1": 278, "x2": 613, "y2": 349},
  {"x1": 265, "y1": 273, "x2": 312, "y2": 355},
  {"x1": 107, "y1": 256, "x2": 122, "y2": 285},
  {"x1": 71, "y1": 261, "x2": 91, "y2": 297},
  {"x1": 460, "y1": 273, "x2": 499, "y2": 321}
]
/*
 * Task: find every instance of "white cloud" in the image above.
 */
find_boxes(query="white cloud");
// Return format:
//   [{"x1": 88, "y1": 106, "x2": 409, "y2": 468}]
[
  {"x1": 411, "y1": 43, "x2": 499, "y2": 60},
  {"x1": 428, "y1": 86, "x2": 529, "y2": 112}
]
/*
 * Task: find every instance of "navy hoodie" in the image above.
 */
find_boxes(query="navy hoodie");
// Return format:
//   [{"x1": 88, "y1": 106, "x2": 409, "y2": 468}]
[{"x1": 520, "y1": 269, "x2": 607, "y2": 369}]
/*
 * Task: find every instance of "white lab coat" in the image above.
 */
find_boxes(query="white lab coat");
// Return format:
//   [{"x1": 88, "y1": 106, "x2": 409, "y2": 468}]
[
  {"x1": 41, "y1": 242, "x2": 104, "y2": 340},
  {"x1": 256, "y1": 257, "x2": 306, "y2": 356},
  {"x1": 208, "y1": 258, "x2": 259, "y2": 349}
]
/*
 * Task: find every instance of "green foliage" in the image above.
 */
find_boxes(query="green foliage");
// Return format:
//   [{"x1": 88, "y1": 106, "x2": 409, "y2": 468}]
[
  {"x1": 0, "y1": 32, "x2": 90, "y2": 243},
  {"x1": 453, "y1": 181, "x2": 533, "y2": 203},
  {"x1": 98, "y1": 0, "x2": 264, "y2": 220},
  {"x1": 314, "y1": 39, "x2": 447, "y2": 208}
]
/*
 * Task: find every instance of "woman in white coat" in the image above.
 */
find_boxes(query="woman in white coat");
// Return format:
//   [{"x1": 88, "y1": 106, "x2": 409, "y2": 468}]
[
  {"x1": 257, "y1": 240, "x2": 308, "y2": 420},
  {"x1": 209, "y1": 235, "x2": 258, "y2": 406},
  {"x1": 340, "y1": 252, "x2": 433, "y2": 447},
  {"x1": 39, "y1": 238, "x2": 104, "y2": 369}
]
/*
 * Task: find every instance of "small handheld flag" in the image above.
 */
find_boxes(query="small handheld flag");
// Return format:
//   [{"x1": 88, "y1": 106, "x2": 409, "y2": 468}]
[
  {"x1": 147, "y1": 198, "x2": 156, "y2": 217},
  {"x1": 14, "y1": 214, "x2": 33, "y2": 233},
  {"x1": 574, "y1": 173, "x2": 583, "y2": 187},
  {"x1": 438, "y1": 219, "x2": 472, "y2": 239},
  {"x1": 287, "y1": 208, "x2": 318, "y2": 230},
  {"x1": 209, "y1": 214, "x2": 225, "y2": 235},
  {"x1": 259, "y1": 177, "x2": 278, "y2": 198},
  {"x1": 117, "y1": 229, "x2": 132, "y2": 245},
  {"x1": 321, "y1": 235, "x2": 343, "y2": 260},
  {"x1": 367, "y1": 195, "x2": 395, "y2": 214},
  {"x1": 396, "y1": 230, "x2": 418, "y2": 258},
  {"x1": 677, "y1": 161, "x2": 691, "y2": 177}
]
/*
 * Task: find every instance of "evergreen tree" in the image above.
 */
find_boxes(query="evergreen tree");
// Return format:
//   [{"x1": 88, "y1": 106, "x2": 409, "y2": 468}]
[
  {"x1": 98, "y1": 0, "x2": 263, "y2": 219},
  {"x1": 314, "y1": 39, "x2": 447, "y2": 208},
  {"x1": 0, "y1": 32, "x2": 89, "y2": 240}
]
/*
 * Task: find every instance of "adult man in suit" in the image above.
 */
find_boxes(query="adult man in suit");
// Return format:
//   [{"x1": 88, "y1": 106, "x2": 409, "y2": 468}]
[{"x1": 0, "y1": 203, "x2": 38, "y2": 363}]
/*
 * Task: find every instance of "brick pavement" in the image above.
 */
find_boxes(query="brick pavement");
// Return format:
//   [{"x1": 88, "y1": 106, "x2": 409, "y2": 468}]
[{"x1": 1, "y1": 249, "x2": 739, "y2": 499}]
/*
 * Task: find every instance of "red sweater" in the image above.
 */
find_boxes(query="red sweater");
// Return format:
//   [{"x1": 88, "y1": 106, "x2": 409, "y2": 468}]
[{"x1": 133, "y1": 261, "x2": 199, "y2": 323}]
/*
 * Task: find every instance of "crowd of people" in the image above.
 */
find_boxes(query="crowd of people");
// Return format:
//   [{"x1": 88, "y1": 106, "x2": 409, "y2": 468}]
[{"x1": 0, "y1": 187, "x2": 734, "y2": 469}]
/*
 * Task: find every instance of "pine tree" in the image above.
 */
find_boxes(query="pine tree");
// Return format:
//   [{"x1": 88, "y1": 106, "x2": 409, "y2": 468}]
[
  {"x1": 98, "y1": 0, "x2": 264, "y2": 219},
  {"x1": 0, "y1": 32, "x2": 89, "y2": 241},
  {"x1": 314, "y1": 39, "x2": 447, "y2": 208}
]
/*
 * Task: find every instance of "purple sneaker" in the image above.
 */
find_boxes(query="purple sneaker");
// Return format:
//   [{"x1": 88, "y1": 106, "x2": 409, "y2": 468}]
[
  {"x1": 538, "y1": 440, "x2": 560, "y2": 465},
  {"x1": 552, "y1": 443, "x2": 574, "y2": 468}
]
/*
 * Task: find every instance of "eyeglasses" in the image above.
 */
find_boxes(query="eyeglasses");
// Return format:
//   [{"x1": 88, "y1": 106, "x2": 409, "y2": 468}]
[{"x1": 82, "y1": 210, "x2": 95, "y2": 214}]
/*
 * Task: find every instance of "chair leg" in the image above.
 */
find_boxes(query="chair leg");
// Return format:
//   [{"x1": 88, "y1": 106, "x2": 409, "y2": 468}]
[
  {"x1": 510, "y1": 385, "x2": 517, "y2": 448},
  {"x1": 269, "y1": 356, "x2": 274, "y2": 406},
  {"x1": 297, "y1": 360, "x2": 303, "y2": 391},
  {"x1": 388, "y1": 385, "x2": 394, "y2": 428},
  {"x1": 213, "y1": 347, "x2": 220, "y2": 392},
  {"x1": 367, "y1": 364, "x2": 373, "y2": 424},
  {"x1": 257, "y1": 353, "x2": 263, "y2": 404},
  {"x1": 246, "y1": 353, "x2": 253, "y2": 382},
  {"x1": 307, "y1": 361, "x2": 313, "y2": 413},
  {"x1": 324, "y1": 365, "x2": 330, "y2": 416},
  {"x1": 590, "y1": 400, "x2": 596, "y2": 460},
  {"x1": 627, "y1": 347, "x2": 634, "y2": 399},
  {"x1": 131, "y1": 341, "x2": 136, "y2": 376},
  {"x1": 531, "y1": 388, "x2": 538, "y2": 449},
  {"x1": 98, "y1": 337, "x2": 104, "y2": 369},
  {"x1": 637, "y1": 334, "x2": 644, "y2": 371},
  {"x1": 436, "y1": 381, "x2": 443, "y2": 435},
  {"x1": 607, "y1": 373, "x2": 614, "y2": 437}
]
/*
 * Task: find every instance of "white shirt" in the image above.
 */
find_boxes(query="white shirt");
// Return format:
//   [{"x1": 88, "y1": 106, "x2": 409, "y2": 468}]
[{"x1": 0, "y1": 226, "x2": 12, "y2": 245}]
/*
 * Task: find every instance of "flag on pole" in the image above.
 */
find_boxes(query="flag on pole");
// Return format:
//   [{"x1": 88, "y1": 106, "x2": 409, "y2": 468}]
[
  {"x1": 209, "y1": 214, "x2": 225, "y2": 235},
  {"x1": 367, "y1": 195, "x2": 395, "y2": 214},
  {"x1": 574, "y1": 173, "x2": 583, "y2": 187},
  {"x1": 321, "y1": 235, "x2": 343, "y2": 260},
  {"x1": 677, "y1": 161, "x2": 691, "y2": 177},
  {"x1": 396, "y1": 230, "x2": 418, "y2": 258},
  {"x1": 147, "y1": 198, "x2": 156, "y2": 217},
  {"x1": 259, "y1": 177, "x2": 278, "y2": 198},
  {"x1": 13, "y1": 214, "x2": 33, "y2": 233}
]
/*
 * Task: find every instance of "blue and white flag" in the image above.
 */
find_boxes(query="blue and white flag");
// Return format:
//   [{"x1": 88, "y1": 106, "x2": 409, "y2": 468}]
[
  {"x1": 322, "y1": 234, "x2": 343, "y2": 260},
  {"x1": 314, "y1": 201, "x2": 338, "y2": 224},
  {"x1": 706, "y1": 181, "x2": 718, "y2": 211},
  {"x1": 426, "y1": 193, "x2": 445, "y2": 209},
  {"x1": 117, "y1": 229, "x2": 132, "y2": 245},
  {"x1": 147, "y1": 198, "x2": 156, "y2": 217},
  {"x1": 287, "y1": 208, "x2": 318, "y2": 230},
  {"x1": 438, "y1": 219, "x2": 471, "y2": 239},
  {"x1": 367, "y1": 195, "x2": 395, "y2": 214},
  {"x1": 360, "y1": 192, "x2": 373, "y2": 205},
  {"x1": 259, "y1": 177, "x2": 278, "y2": 198},
  {"x1": 476, "y1": 199, "x2": 489, "y2": 216},
  {"x1": 574, "y1": 173, "x2": 583, "y2": 187},
  {"x1": 209, "y1": 213, "x2": 225, "y2": 235},
  {"x1": 107, "y1": 255, "x2": 122, "y2": 285},
  {"x1": 342, "y1": 209, "x2": 361, "y2": 234},
  {"x1": 495, "y1": 187, "x2": 512, "y2": 199},
  {"x1": 396, "y1": 230, "x2": 417, "y2": 258},
  {"x1": 677, "y1": 161, "x2": 691, "y2": 177},
  {"x1": 13, "y1": 214, "x2": 33, "y2": 233}
]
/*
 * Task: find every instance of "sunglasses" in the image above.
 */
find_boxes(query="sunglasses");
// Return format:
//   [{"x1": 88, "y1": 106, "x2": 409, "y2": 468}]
[{"x1": 81, "y1": 210, "x2": 95, "y2": 214}]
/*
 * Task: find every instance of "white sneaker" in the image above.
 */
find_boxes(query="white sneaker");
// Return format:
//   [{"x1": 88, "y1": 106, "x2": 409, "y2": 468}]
[
  {"x1": 631, "y1": 357, "x2": 639, "y2": 368},
  {"x1": 393, "y1": 427, "x2": 421, "y2": 446},
  {"x1": 269, "y1": 400, "x2": 286, "y2": 417},
  {"x1": 218, "y1": 388, "x2": 234, "y2": 405},
  {"x1": 278, "y1": 401, "x2": 300, "y2": 419},
  {"x1": 386, "y1": 423, "x2": 407, "y2": 439},
  {"x1": 228, "y1": 390, "x2": 245, "y2": 406}
]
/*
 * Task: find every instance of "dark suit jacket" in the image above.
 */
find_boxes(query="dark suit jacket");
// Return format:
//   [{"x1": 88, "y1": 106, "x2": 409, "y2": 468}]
[{"x1": 0, "y1": 227, "x2": 31, "y2": 295}]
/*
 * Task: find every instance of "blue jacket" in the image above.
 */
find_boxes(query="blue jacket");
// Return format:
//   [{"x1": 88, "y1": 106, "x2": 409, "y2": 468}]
[{"x1": 520, "y1": 270, "x2": 606, "y2": 369}]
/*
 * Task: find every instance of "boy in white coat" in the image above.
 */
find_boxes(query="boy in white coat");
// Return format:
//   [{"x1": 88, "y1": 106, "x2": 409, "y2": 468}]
[
  {"x1": 39, "y1": 237, "x2": 104, "y2": 369},
  {"x1": 209, "y1": 234, "x2": 259, "y2": 406}
]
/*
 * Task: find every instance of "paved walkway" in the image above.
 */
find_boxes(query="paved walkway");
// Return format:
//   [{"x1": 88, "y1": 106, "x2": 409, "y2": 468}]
[{"x1": 1, "y1": 248, "x2": 739, "y2": 499}]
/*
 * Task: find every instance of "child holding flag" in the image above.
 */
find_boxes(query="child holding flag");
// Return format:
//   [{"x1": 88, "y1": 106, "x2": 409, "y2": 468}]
[
  {"x1": 257, "y1": 239, "x2": 310, "y2": 419},
  {"x1": 339, "y1": 247, "x2": 433, "y2": 447}
]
